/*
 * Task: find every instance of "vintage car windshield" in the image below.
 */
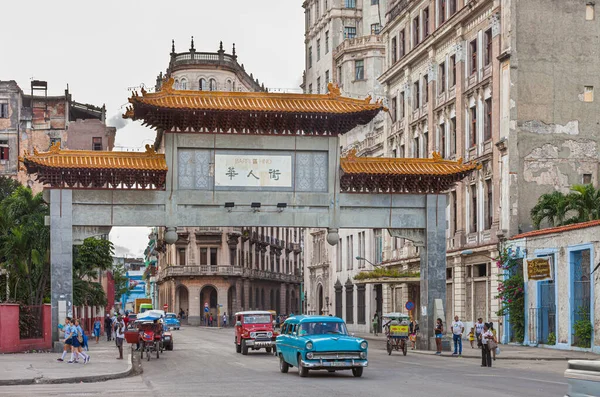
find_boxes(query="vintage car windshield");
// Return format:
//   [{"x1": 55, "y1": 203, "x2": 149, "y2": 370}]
[
  {"x1": 244, "y1": 314, "x2": 271, "y2": 324},
  {"x1": 298, "y1": 321, "x2": 348, "y2": 336},
  {"x1": 166, "y1": 314, "x2": 176, "y2": 319}
]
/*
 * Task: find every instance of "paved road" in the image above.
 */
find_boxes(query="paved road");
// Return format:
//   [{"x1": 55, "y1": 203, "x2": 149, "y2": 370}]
[{"x1": 0, "y1": 327, "x2": 570, "y2": 396}]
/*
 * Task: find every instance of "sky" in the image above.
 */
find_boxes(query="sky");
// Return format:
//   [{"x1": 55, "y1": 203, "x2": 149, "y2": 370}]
[{"x1": 1, "y1": 0, "x2": 305, "y2": 257}]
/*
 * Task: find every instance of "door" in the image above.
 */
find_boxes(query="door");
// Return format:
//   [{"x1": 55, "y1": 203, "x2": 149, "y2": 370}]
[
  {"x1": 539, "y1": 280, "x2": 556, "y2": 344},
  {"x1": 375, "y1": 284, "x2": 383, "y2": 333}
]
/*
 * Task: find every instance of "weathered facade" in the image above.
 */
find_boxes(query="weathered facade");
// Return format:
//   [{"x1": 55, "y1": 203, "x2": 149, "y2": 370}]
[{"x1": 0, "y1": 80, "x2": 116, "y2": 192}]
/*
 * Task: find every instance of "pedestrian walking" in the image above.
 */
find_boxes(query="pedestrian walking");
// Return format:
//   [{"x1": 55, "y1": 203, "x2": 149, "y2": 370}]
[
  {"x1": 57, "y1": 317, "x2": 73, "y2": 362},
  {"x1": 489, "y1": 322, "x2": 497, "y2": 360},
  {"x1": 409, "y1": 319, "x2": 419, "y2": 350},
  {"x1": 74, "y1": 319, "x2": 90, "y2": 364},
  {"x1": 104, "y1": 314, "x2": 112, "y2": 341},
  {"x1": 468, "y1": 327, "x2": 475, "y2": 348},
  {"x1": 475, "y1": 318, "x2": 484, "y2": 348},
  {"x1": 179, "y1": 308, "x2": 185, "y2": 320},
  {"x1": 114, "y1": 315, "x2": 126, "y2": 360},
  {"x1": 209, "y1": 314, "x2": 214, "y2": 327},
  {"x1": 222, "y1": 312, "x2": 227, "y2": 327},
  {"x1": 93, "y1": 317, "x2": 102, "y2": 344},
  {"x1": 480, "y1": 323, "x2": 494, "y2": 367},
  {"x1": 451, "y1": 315, "x2": 465, "y2": 357},
  {"x1": 372, "y1": 313, "x2": 379, "y2": 336},
  {"x1": 434, "y1": 318, "x2": 444, "y2": 355}
]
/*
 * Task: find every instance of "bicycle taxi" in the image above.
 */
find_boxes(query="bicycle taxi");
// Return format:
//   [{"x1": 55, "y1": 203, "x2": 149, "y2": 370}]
[{"x1": 383, "y1": 312, "x2": 410, "y2": 356}]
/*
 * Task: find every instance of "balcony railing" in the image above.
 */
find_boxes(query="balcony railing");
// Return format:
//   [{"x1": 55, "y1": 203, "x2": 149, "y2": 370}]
[
  {"x1": 173, "y1": 52, "x2": 234, "y2": 65},
  {"x1": 160, "y1": 265, "x2": 302, "y2": 283},
  {"x1": 334, "y1": 35, "x2": 383, "y2": 56},
  {"x1": 386, "y1": 0, "x2": 413, "y2": 24}
]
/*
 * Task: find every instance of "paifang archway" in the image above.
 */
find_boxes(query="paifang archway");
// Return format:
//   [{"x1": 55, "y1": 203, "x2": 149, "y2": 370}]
[{"x1": 21, "y1": 80, "x2": 478, "y2": 350}]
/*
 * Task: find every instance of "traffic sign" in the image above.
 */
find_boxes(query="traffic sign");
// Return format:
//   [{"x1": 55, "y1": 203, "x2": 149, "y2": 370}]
[
  {"x1": 405, "y1": 301, "x2": 415, "y2": 311},
  {"x1": 204, "y1": 302, "x2": 209, "y2": 308},
  {"x1": 163, "y1": 304, "x2": 168, "y2": 310}
]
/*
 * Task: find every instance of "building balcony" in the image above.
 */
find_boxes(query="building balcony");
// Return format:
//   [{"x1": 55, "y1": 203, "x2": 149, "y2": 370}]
[
  {"x1": 172, "y1": 52, "x2": 236, "y2": 68},
  {"x1": 159, "y1": 265, "x2": 302, "y2": 284},
  {"x1": 386, "y1": 0, "x2": 414, "y2": 24},
  {"x1": 333, "y1": 34, "x2": 384, "y2": 60}
]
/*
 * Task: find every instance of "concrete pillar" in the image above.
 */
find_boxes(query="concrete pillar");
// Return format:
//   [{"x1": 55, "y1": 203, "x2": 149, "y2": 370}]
[
  {"x1": 453, "y1": 256, "x2": 466, "y2": 319},
  {"x1": 50, "y1": 189, "x2": 73, "y2": 343},
  {"x1": 419, "y1": 194, "x2": 447, "y2": 350},
  {"x1": 188, "y1": 284, "x2": 201, "y2": 326}
]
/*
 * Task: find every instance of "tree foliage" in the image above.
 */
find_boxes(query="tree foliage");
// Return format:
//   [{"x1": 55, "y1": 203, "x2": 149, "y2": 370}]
[
  {"x1": 112, "y1": 261, "x2": 130, "y2": 302},
  {"x1": 530, "y1": 184, "x2": 600, "y2": 229},
  {"x1": 495, "y1": 248, "x2": 525, "y2": 343},
  {"x1": 72, "y1": 237, "x2": 114, "y2": 307}
]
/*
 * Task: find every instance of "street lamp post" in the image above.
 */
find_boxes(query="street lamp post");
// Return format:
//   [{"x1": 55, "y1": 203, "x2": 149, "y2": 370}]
[{"x1": 355, "y1": 256, "x2": 383, "y2": 267}]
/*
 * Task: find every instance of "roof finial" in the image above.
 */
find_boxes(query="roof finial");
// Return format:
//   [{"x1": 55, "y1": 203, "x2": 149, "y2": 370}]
[
  {"x1": 190, "y1": 36, "x2": 195, "y2": 51},
  {"x1": 232, "y1": 43, "x2": 236, "y2": 57},
  {"x1": 219, "y1": 41, "x2": 223, "y2": 51},
  {"x1": 171, "y1": 39, "x2": 175, "y2": 54}
]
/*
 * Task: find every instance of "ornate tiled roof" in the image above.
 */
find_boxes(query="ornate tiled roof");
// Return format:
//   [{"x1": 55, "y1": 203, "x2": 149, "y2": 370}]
[
  {"x1": 511, "y1": 219, "x2": 600, "y2": 240},
  {"x1": 123, "y1": 80, "x2": 385, "y2": 135},
  {"x1": 340, "y1": 150, "x2": 480, "y2": 194},
  {"x1": 20, "y1": 142, "x2": 167, "y2": 190}
]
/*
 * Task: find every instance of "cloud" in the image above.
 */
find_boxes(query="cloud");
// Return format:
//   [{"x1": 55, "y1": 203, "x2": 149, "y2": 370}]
[
  {"x1": 107, "y1": 112, "x2": 130, "y2": 130},
  {"x1": 113, "y1": 244, "x2": 135, "y2": 257}
]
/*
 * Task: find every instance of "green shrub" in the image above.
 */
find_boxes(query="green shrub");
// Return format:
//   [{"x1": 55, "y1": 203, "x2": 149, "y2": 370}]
[
  {"x1": 573, "y1": 308, "x2": 592, "y2": 348},
  {"x1": 353, "y1": 268, "x2": 420, "y2": 281},
  {"x1": 547, "y1": 332, "x2": 556, "y2": 345}
]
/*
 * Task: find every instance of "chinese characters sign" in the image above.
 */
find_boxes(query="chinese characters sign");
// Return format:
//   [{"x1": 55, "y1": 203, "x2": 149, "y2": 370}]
[
  {"x1": 215, "y1": 154, "x2": 292, "y2": 188},
  {"x1": 525, "y1": 257, "x2": 553, "y2": 282}
]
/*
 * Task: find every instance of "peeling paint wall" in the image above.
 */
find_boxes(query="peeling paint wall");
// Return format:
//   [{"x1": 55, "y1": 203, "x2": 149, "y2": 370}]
[{"x1": 510, "y1": 0, "x2": 600, "y2": 233}]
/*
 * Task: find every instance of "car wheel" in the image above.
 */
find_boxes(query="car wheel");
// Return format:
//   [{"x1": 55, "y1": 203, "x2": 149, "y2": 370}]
[
  {"x1": 352, "y1": 367, "x2": 363, "y2": 378},
  {"x1": 297, "y1": 354, "x2": 309, "y2": 377},
  {"x1": 386, "y1": 340, "x2": 392, "y2": 355},
  {"x1": 402, "y1": 341, "x2": 407, "y2": 356},
  {"x1": 266, "y1": 347, "x2": 272, "y2": 353},
  {"x1": 279, "y1": 354, "x2": 289, "y2": 373},
  {"x1": 235, "y1": 339, "x2": 241, "y2": 353},
  {"x1": 167, "y1": 343, "x2": 173, "y2": 351},
  {"x1": 242, "y1": 339, "x2": 248, "y2": 355}
]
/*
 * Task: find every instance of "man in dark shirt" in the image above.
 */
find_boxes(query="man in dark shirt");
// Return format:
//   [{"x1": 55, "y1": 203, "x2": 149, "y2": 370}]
[{"x1": 104, "y1": 314, "x2": 112, "y2": 341}]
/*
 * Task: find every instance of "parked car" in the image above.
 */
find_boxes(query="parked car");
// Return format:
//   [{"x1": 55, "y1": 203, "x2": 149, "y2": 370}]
[
  {"x1": 234, "y1": 311, "x2": 276, "y2": 355},
  {"x1": 276, "y1": 315, "x2": 368, "y2": 378},
  {"x1": 164, "y1": 313, "x2": 181, "y2": 330}
]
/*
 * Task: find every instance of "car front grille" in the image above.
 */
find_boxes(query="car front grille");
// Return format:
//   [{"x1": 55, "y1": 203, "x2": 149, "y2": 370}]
[{"x1": 311, "y1": 352, "x2": 362, "y2": 360}]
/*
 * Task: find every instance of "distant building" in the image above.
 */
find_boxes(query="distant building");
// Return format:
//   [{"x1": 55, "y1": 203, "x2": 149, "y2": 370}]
[
  {"x1": 0, "y1": 80, "x2": 116, "y2": 193},
  {"x1": 114, "y1": 256, "x2": 146, "y2": 312}
]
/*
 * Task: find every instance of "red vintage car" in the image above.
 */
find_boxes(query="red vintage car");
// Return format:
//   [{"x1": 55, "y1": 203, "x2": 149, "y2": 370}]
[{"x1": 234, "y1": 311, "x2": 276, "y2": 355}]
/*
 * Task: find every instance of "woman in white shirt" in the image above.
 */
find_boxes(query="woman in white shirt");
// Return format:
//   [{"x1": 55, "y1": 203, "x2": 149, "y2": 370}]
[{"x1": 480, "y1": 323, "x2": 494, "y2": 367}]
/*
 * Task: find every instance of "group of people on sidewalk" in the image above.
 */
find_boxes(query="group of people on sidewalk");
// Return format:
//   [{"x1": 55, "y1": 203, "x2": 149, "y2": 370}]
[
  {"x1": 434, "y1": 316, "x2": 498, "y2": 367},
  {"x1": 56, "y1": 317, "x2": 90, "y2": 364}
]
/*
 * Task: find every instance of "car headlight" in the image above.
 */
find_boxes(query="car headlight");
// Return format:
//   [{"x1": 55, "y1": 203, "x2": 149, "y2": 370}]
[
  {"x1": 360, "y1": 341, "x2": 367, "y2": 350},
  {"x1": 306, "y1": 352, "x2": 313, "y2": 359},
  {"x1": 250, "y1": 332, "x2": 256, "y2": 338},
  {"x1": 267, "y1": 331, "x2": 273, "y2": 338},
  {"x1": 306, "y1": 341, "x2": 313, "y2": 350},
  {"x1": 360, "y1": 351, "x2": 366, "y2": 359}
]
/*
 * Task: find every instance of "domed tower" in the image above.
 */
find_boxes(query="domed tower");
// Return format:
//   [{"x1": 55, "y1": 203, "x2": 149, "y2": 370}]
[{"x1": 155, "y1": 38, "x2": 267, "y2": 93}]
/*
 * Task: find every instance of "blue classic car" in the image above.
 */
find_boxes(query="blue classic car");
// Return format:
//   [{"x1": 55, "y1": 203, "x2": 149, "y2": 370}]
[
  {"x1": 276, "y1": 315, "x2": 368, "y2": 378},
  {"x1": 164, "y1": 313, "x2": 181, "y2": 330}
]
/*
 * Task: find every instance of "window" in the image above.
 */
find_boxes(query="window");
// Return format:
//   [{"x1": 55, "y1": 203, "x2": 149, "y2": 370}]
[
  {"x1": 357, "y1": 285, "x2": 366, "y2": 324},
  {"x1": 400, "y1": 144, "x2": 405, "y2": 157},
  {"x1": 485, "y1": 179, "x2": 493, "y2": 229},
  {"x1": 414, "y1": 80, "x2": 420, "y2": 109},
  {"x1": 306, "y1": 7, "x2": 311, "y2": 29},
  {"x1": 439, "y1": 62, "x2": 446, "y2": 94},
  {"x1": 391, "y1": 37, "x2": 397, "y2": 63},
  {"x1": 371, "y1": 23, "x2": 381, "y2": 35},
  {"x1": 439, "y1": 0, "x2": 446, "y2": 24},
  {"x1": 345, "y1": 0, "x2": 356, "y2": 8},
  {"x1": 470, "y1": 106, "x2": 477, "y2": 147},
  {"x1": 423, "y1": 74, "x2": 429, "y2": 104},
  {"x1": 470, "y1": 39, "x2": 478, "y2": 75},
  {"x1": 399, "y1": 92, "x2": 405, "y2": 119},
  {"x1": 450, "y1": 55, "x2": 457, "y2": 86},
  {"x1": 178, "y1": 248, "x2": 186, "y2": 266},
  {"x1": 413, "y1": 17, "x2": 420, "y2": 46},
  {"x1": 391, "y1": 96, "x2": 397, "y2": 122},
  {"x1": 200, "y1": 248, "x2": 208, "y2": 265},
  {"x1": 374, "y1": 229, "x2": 383, "y2": 263},
  {"x1": 447, "y1": 268, "x2": 453, "y2": 280},
  {"x1": 344, "y1": 26, "x2": 357, "y2": 39},
  {"x1": 413, "y1": 134, "x2": 420, "y2": 158},
  {"x1": 0, "y1": 102, "x2": 7, "y2": 118},
  {"x1": 337, "y1": 238, "x2": 342, "y2": 271},
  {"x1": 325, "y1": 31, "x2": 330, "y2": 53},
  {"x1": 346, "y1": 235, "x2": 353, "y2": 270},
  {"x1": 0, "y1": 141, "x2": 8, "y2": 162},
  {"x1": 338, "y1": 66, "x2": 342, "y2": 84},
  {"x1": 451, "y1": 190, "x2": 457, "y2": 234},
  {"x1": 423, "y1": 7, "x2": 430, "y2": 37},
  {"x1": 210, "y1": 248, "x2": 218, "y2": 266},
  {"x1": 199, "y1": 78, "x2": 207, "y2": 91},
  {"x1": 423, "y1": 130, "x2": 428, "y2": 157},
  {"x1": 449, "y1": 0, "x2": 456, "y2": 15},
  {"x1": 485, "y1": 29, "x2": 493, "y2": 66},
  {"x1": 92, "y1": 137, "x2": 102, "y2": 151},
  {"x1": 583, "y1": 174, "x2": 593, "y2": 184},
  {"x1": 226, "y1": 80, "x2": 232, "y2": 91},
  {"x1": 317, "y1": 77, "x2": 321, "y2": 94},
  {"x1": 470, "y1": 185, "x2": 477, "y2": 233},
  {"x1": 317, "y1": 39, "x2": 321, "y2": 61},
  {"x1": 586, "y1": 3, "x2": 595, "y2": 20},
  {"x1": 440, "y1": 122, "x2": 446, "y2": 158},
  {"x1": 484, "y1": 98, "x2": 492, "y2": 141},
  {"x1": 345, "y1": 281, "x2": 354, "y2": 324},
  {"x1": 584, "y1": 86, "x2": 594, "y2": 102},
  {"x1": 308, "y1": 46, "x2": 313, "y2": 68},
  {"x1": 316, "y1": 0, "x2": 320, "y2": 16},
  {"x1": 476, "y1": 264, "x2": 487, "y2": 277},
  {"x1": 325, "y1": 70, "x2": 330, "y2": 84},
  {"x1": 209, "y1": 79, "x2": 217, "y2": 91},
  {"x1": 399, "y1": 29, "x2": 406, "y2": 57},
  {"x1": 371, "y1": 0, "x2": 379, "y2": 4},
  {"x1": 180, "y1": 78, "x2": 187, "y2": 90},
  {"x1": 355, "y1": 60, "x2": 364, "y2": 80},
  {"x1": 358, "y1": 231, "x2": 366, "y2": 267},
  {"x1": 450, "y1": 117, "x2": 456, "y2": 155},
  {"x1": 309, "y1": 84, "x2": 313, "y2": 94}
]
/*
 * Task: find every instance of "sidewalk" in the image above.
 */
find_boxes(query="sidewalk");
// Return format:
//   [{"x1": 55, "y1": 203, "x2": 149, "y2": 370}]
[
  {"x1": 356, "y1": 332, "x2": 599, "y2": 361},
  {"x1": 0, "y1": 339, "x2": 133, "y2": 386}
]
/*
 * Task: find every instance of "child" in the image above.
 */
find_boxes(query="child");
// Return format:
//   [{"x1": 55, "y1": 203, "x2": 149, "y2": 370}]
[{"x1": 468, "y1": 327, "x2": 475, "y2": 348}]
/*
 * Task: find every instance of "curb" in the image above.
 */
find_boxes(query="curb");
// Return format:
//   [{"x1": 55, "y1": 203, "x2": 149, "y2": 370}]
[
  {"x1": 359, "y1": 334, "x2": 594, "y2": 361},
  {"x1": 0, "y1": 350, "x2": 137, "y2": 386}
]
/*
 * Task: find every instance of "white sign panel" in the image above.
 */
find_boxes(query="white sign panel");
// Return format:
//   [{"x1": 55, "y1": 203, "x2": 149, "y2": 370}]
[{"x1": 215, "y1": 154, "x2": 292, "y2": 188}]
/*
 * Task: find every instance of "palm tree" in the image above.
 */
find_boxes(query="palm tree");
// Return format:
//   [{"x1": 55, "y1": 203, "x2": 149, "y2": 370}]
[
  {"x1": 566, "y1": 184, "x2": 600, "y2": 223},
  {"x1": 530, "y1": 191, "x2": 571, "y2": 229}
]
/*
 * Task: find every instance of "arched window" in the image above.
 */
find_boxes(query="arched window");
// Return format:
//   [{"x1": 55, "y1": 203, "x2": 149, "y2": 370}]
[
  {"x1": 209, "y1": 79, "x2": 217, "y2": 91},
  {"x1": 199, "y1": 78, "x2": 207, "y2": 91},
  {"x1": 226, "y1": 80, "x2": 232, "y2": 91},
  {"x1": 180, "y1": 78, "x2": 187, "y2": 90},
  {"x1": 233, "y1": 81, "x2": 236, "y2": 92},
  {"x1": 174, "y1": 79, "x2": 180, "y2": 90}
]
